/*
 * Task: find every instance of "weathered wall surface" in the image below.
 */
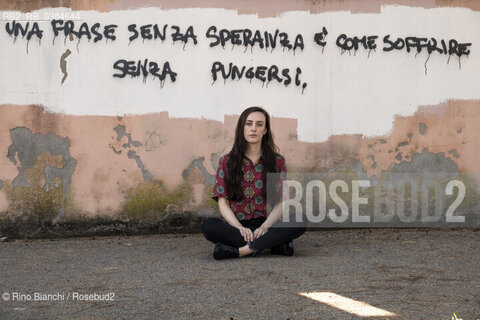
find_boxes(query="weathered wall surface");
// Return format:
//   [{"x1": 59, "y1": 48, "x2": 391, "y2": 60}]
[{"x1": 0, "y1": 0, "x2": 479, "y2": 237}]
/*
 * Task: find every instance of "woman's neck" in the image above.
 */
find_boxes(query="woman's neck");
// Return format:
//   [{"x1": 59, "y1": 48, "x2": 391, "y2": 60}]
[{"x1": 245, "y1": 143, "x2": 262, "y2": 159}]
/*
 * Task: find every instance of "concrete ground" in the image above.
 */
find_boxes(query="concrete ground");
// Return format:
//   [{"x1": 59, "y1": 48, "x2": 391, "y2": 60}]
[{"x1": 0, "y1": 229, "x2": 479, "y2": 320}]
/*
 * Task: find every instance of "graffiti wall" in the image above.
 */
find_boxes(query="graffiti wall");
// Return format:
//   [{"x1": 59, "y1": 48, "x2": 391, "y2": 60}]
[{"x1": 0, "y1": 0, "x2": 479, "y2": 235}]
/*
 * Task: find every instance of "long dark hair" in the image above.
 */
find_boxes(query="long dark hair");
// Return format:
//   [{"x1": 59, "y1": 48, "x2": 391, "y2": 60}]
[{"x1": 226, "y1": 106, "x2": 280, "y2": 202}]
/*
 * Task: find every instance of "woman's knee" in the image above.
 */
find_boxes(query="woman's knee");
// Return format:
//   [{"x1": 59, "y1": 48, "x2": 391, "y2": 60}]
[
  {"x1": 291, "y1": 218, "x2": 307, "y2": 237},
  {"x1": 285, "y1": 224, "x2": 307, "y2": 240},
  {"x1": 201, "y1": 217, "x2": 220, "y2": 239},
  {"x1": 294, "y1": 225, "x2": 307, "y2": 238}
]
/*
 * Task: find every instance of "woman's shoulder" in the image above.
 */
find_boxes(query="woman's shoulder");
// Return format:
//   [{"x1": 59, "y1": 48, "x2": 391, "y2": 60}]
[
  {"x1": 274, "y1": 153, "x2": 286, "y2": 169},
  {"x1": 219, "y1": 153, "x2": 231, "y2": 163},
  {"x1": 274, "y1": 153, "x2": 285, "y2": 162}
]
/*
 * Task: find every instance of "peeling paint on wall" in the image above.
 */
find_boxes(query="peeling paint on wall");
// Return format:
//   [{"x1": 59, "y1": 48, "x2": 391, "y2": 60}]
[
  {"x1": 397, "y1": 141, "x2": 409, "y2": 148},
  {"x1": 182, "y1": 157, "x2": 215, "y2": 186},
  {"x1": 0, "y1": 99, "x2": 477, "y2": 224},
  {"x1": 113, "y1": 125, "x2": 143, "y2": 148},
  {"x1": 448, "y1": 149, "x2": 460, "y2": 158},
  {"x1": 385, "y1": 148, "x2": 458, "y2": 175},
  {"x1": 6, "y1": 127, "x2": 77, "y2": 220},
  {"x1": 419, "y1": 122, "x2": 427, "y2": 135},
  {"x1": 0, "y1": 0, "x2": 479, "y2": 231},
  {"x1": 111, "y1": 124, "x2": 153, "y2": 182},
  {"x1": 127, "y1": 150, "x2": 154, "y2": 183}
]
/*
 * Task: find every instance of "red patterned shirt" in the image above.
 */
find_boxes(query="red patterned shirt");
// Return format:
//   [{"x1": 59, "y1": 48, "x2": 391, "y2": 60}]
[{"x1": 211, "y1": 153, "x2": 287, "y2": 220}]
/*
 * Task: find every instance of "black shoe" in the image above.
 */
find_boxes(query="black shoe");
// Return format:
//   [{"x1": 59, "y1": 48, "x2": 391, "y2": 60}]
[
  {"x1": 270, "y1": 240, "x2": 294, "y2": 256},
  {"x1": 213, "y1": 243, "x2": 239, "y2": 260}
]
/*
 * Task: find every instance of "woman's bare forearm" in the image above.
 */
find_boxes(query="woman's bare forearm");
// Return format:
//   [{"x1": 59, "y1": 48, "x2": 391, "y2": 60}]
[
  {"x1": 262, "y1": 202, "x2": 284, "y2": 229},
  {"x1": 218, "y1": 197, "x2": 243, "y2": 229}
]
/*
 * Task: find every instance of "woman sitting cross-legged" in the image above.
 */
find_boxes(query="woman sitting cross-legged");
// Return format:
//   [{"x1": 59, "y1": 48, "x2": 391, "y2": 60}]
[{"x1": 202, "y1": 106, "x2": 307, "y2": 260}]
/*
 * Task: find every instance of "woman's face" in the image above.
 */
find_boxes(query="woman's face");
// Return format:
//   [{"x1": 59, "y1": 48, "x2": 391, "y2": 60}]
[{"x1": 243, "y1": 111, "x2": 267, "y2": 145}]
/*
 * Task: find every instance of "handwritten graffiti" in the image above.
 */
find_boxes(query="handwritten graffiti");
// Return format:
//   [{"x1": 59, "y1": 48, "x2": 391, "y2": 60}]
[
  {"x1": 336, "y1": 34, "x2": 378, "y2": 52},
  {"x1": 127, "y1": 24, "x2": 197, "y2": 46},
  {"x1": 383, "y1": 35, "x2": 471, "y2": 74},
  {"x1": 314, "y1": 27, "x2": 328, "y2": 50},
  {"x1": 113, "y1": 59, "x2": 177, "y2": 85},
  {"x1": 211, "y1": 62, "x2": 307, "y2": 93},
  {"x1": 382, "y1": 35, "x2": 471, "y2": 57},
  {"x1": 5, "y1": 20, "x2": 43, "y2": 41},
  {"x1": 51, "y1": 20, "x2": 118, "y2": 43},
  {"x1": 334, "y1": 33, "x2": 471, "y2": 58},
  {"x1": 3, "y1": 19, "x2": 475, "y2": 91},
  {"x1": 206, "y1": 26, "x2": 304, "y2": 52}
]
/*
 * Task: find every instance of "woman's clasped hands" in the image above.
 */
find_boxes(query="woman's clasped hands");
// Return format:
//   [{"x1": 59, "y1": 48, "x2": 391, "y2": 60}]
[{"x1": 238, "y1": 225, "x2": 268, "y2": 242}]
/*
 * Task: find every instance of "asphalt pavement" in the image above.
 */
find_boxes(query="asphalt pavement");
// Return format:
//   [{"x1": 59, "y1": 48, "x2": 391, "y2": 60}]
[{"x1": 0, "y1": 229, "x2": 479, "y2": 319}]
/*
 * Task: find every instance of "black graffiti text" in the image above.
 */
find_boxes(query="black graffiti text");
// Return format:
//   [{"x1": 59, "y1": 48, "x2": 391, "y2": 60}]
[
  {"x1": 51, "y1": 20, "x2": 118, "y2": 42},
  {"x1": 127, "y1": 24, "x2": 197, "y2": 45},
  {"x1": 5, "y1": 20, "x2": 43, "y2": 41},
  {"x1": 113, "y1": 59, "x2": 177, "y2": 83},
  {"x1": 211, "y1": 62, "x2": 308, "y2": 92},
  {"x1": 206, "y1": 26, "x2": 304, "y2": 52},
  {"x1": 314, "y1": 27, "x2": 328, "y2": 48},
  {"x1": 336, "y1": 34, "x2": 378, "y2": 52},
  {"x1": 383, "y1": 35, "x2": 471, "y2": 57}
]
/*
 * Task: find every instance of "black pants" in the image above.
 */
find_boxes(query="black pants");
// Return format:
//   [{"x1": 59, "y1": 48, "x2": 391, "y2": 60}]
[{"x1": 202, "y1": 216, "x2": 307, "y2": 254}]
